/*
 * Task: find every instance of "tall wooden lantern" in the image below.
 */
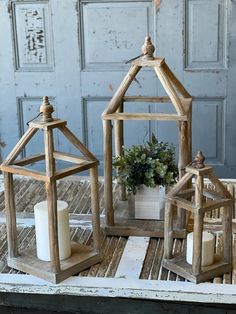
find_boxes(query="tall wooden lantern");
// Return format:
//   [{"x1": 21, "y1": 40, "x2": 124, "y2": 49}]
[
  {"x1": 102, "y1": 37, "x2": 192, "y2": 237},
  {"x1": 1, "y1": 97, "x2": 101, "y2": 283},
  {"x1": 163, "y1": 152, "x2": 233, "y2": 283}
]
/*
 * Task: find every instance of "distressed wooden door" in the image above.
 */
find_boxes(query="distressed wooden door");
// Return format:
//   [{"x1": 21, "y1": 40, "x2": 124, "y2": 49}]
[{"x1": 0, "y1": 0, "x2": 235, "y2": 177}]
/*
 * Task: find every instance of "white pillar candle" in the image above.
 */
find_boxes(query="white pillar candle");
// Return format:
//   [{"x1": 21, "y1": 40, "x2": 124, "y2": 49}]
[
  {"x1": 186, "y1": 231, "x2": 214, "y2": 267},
  {"x1": 34, "y1": 200, "x2": 71, "y2": 261}
]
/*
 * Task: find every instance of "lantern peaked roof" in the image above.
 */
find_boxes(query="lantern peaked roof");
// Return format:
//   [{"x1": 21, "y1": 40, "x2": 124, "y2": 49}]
[
  {"x1": 166, "y1": 152, "x2": 234, "y2": 213},
  {"x1": 1, "y1": 97, "x2": 98, "y2": 182},
  {"x1": 102, "y1": 36, "x2": 192, "y2": 121}
]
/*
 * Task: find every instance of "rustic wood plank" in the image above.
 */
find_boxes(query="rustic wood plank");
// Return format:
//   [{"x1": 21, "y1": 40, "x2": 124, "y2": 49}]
[
  {"x1": 89, "y1": 166, "x2": 101, "y2": 253},
  {"x1": 8, "y1": 179, "x2": 35, "y2": 213},
  {"x1": 3, "y1": 173, "x2": 18, "y2": 258},
  {"x1": 59, "y1": 125, "x2": 96, "y2": 161},
  {"x1": 13, "y1": 154, "x2": 45, "y2": 166},
  {"x1": 178, "y1": 121, "x2": 190, "y2": 178},
  {"x1": 29, "y1": 119, "x2": 66, "y2": 130},
  {"x1": 192, "y1": 211, "x2": 204, "y2": 275},
  {"x1": 195, "y1": 174, "x2": 204, "y2": 208},
  {"x1": 227, "y1": 184, "x2": 235, "y2": 218},
  {"x1": 8, "y1": 242, "x2": 101, "y2": 284},
  {"x1": 1, "y1": 165, "x2": 48, "y2": 182},
  {"x1": 58, "y1": 181, "x2": 78, "y2": 209},
  {"x1": 203, "y1": 188, "x2": 226, "y2": 201},
  {"x1": 164, "y1": 202, "x2": 174, "y2": 259},
  {"x1": 1, "y1": 273, "x2": 236, "y2": 303},
  {"x1": 123, "y1": 96, "x2": 191, "y2": 104},
  {"x1": 69, "y1": 181, "x2": 91, "y2": 214},
  {"x1": 54, "y1": 162, "x2": 97, "y2": 180},
  {"x1": 1, "y1": 227, "x2": 34, "y2": 274},
  {"x1": 150, "y1": 238, "x2": 165, "y2": 280},
  {"x1": 154, "y1": 66, "x2": 185, "y2": 116},
  {"x1": 222, "y1": 206, "x2": 232, "y2": 264},
  {"x1": 169, "y1": 239, "x2": 183, "y2": 281},
  {"x1": 167, "y1": 173, "x2": 193, "y2": 197},
  {"x1": 208, "y1": 172, "x2": 234, "y2": 199},
  {"x1": 76, "y1": 228, "x2": 94, "y2": 277},
  {"x1": 84, "y1": 232, "x2": 107, "y2": 277},
  {"x1": 167, "y1": 196, "x2": 196, "y2": 213},
  {"x1": 177, "y1": 99, "x2": 192, "y2": 229},
  {"x1": 105, "y1": 221, "x2": 185, "y2": 238},
  {"x1": 158, "y1": 239, "x2": 168, "y2": 280},
  {"x1": 105, "y1": 236, "x2": 127, "y2": 278},
  {"x1": 139, "y1": 238, "x2": 158, "y2": 280},
  {"x1": 44, "y1": 128, "x2": 60, "y2": 273},
  {"x1": 162, "y1": 62, "x2": 191, "y2": 98},
  {"x1": 114, "y1": 101, "x2": 126, "y2": 201},
  {"x1": 103, "y1": 113, "x2": 187, "y2": 121},
  {"x1": 132, "y1": 57, "x2": 164, "y2": 67},
  {"x1": 163, "y1": 254, "x2": 231, "y2": 284},
  {"x1": 223, "y1": 272, "x2": 232, "y2": 284},
  {"x1": 19, "y1": 181, "x2": 46, "y2": 213},
  {"x1": 97, "y1": 237, "x2": 119, "y2": 278},
  {"x1": 2, "y1": 127, "x2": 38, "y2": 166},
  {"x1": 234, "y1": 184, "x2": 236, "y2": 218},
  {"x1": 115, "y1": 237, "x2": 149, "y2": 279},
  {"x1": 202, "y1": 199, "x2": 233, "y2": 213},
  {"x1": 103, "y1": 65, "x2": 141, "y2": 114},
  {"x1": 186, "y1": 166, "x2": 213, "y2": 176},
  {"x1": 53, "y1": 151, "x2": 91, "y2": 164},
  {"x1": 232, "y1": 233, "x2": 236, "y2": 284},
  {"x1": 103, "y1": 120, "x2": 114, "y2": 226}
]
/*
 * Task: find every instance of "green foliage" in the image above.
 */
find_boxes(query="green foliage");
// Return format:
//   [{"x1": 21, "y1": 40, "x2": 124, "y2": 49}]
[{"x1": 113, "y1": 134, "x2": 178, "y2": 195}]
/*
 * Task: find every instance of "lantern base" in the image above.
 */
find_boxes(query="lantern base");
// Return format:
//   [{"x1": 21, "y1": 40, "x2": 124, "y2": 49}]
[
  {"x1": 105, "y1": 223, "x2": 186, "y2": 238},
  {"x1": 7, "y1": 242, "x2": 101, "y2": 284},
  {"x1": 162, "y1": 252, "x2": 232, "y2": 284},
  {"x1": 104, "y1": 201, "x2": 186, "y2": 238}
]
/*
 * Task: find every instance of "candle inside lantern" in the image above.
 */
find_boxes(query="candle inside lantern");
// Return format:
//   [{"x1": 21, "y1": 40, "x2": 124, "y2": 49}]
[
  {"x1": 186, "y1": 231, "x2": 214, "y2": 267},
  {"x1": 34, "y1": 200, "x2": 71, "y2": 261}
]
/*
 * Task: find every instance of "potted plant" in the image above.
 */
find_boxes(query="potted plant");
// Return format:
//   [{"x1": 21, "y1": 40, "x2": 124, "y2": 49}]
[{"x1": 113, "y1": 134, "x2": 178, "y2": 219}]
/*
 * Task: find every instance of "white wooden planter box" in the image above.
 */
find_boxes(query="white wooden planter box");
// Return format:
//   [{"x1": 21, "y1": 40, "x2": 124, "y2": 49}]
[{"x1": 129, "y1": 185, "x2": 165, "y2": 220}]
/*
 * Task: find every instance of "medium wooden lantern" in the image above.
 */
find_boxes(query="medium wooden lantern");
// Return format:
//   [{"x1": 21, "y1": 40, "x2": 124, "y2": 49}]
[
  {"x1": 163, "y1": 152, "x2": 233, "y2": 283},
  {"x1": 1, "y1": 97, "x2": 102, "y2": 283},
  {"x1": 102, "y1": 36, "x2": 192, "y2": 238}
]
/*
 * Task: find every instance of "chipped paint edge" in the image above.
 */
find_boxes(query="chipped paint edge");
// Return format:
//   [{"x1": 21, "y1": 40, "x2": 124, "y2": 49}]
[{"x1": 0, "y1": 275, "x2": 235, "y2": 304}]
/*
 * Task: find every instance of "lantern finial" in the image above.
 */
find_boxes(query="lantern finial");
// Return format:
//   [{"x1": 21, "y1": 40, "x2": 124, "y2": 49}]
[
  {"x1": 192, "y1": 151, "x2": 205, "y2": 169},
  {"x1": 40, "y1": 96, "x2": 54, "y2": 122},
  {"x1": 141, "y1": 36, "x2": 155, "y2": 60}
]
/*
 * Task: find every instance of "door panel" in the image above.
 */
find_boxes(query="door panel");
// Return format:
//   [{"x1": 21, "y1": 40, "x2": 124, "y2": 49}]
[
  {"x1": 192, "y1": 98, "x2": 225, "y2": 164},
  {"x1": 80, "y1": 1, "x2": 154, "y2": 70},
  {"x1": 12, "y1": 1, "x2": 54, "y2": 71},
  {"x1": 185, "y1": 0, "x2": 227, "y2": 69}
]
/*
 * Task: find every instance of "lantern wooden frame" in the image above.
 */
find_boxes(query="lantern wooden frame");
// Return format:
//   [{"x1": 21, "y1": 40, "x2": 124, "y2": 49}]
[
  {"x1": 163, "y1": 161, "x2": 233, "y2": 283},
  {"x1": 1, "y1": 97, "x2": 102, "y2": 283},
  {"x1": 102, "y1": 37, "x2": 192, "y2": 238}
]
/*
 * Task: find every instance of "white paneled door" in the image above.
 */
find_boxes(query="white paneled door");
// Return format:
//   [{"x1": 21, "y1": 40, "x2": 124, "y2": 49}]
[{"x1": 0, "y1": 0, "x2": 235, "y2": 176}]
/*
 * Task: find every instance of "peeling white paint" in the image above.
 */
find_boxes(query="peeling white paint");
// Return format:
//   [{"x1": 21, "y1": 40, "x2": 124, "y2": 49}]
[{"x1": 0, "y1": 275, "x2": 235, "y2": 304}]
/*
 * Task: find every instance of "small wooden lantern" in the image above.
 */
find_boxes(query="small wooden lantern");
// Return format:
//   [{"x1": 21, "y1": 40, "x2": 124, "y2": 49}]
[
  {"x1": 1, "y1": 97, "x2": 102, "y2": 283},
  {"x1": 163, "y1": 152, "x2": 233, "y2": 283},
  {"x1": 102, "y1": 37, "x2": 192, "y2": 238}
]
